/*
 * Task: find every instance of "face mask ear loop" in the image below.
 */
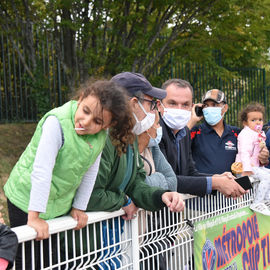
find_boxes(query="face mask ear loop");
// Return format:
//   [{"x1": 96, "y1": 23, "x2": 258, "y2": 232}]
[
  {"x1": 132, "y1": 112, "x2": 139, "y2": 122},
  {"x1": 160, "y1": 101, "x2": 166, "y2": 110},
  {"x1": 133, "y1": 99, "x2": 147, "y2": 122},
  {"x1": 132, "y1": 98, "x2": 140, "y2": 122},
  {"x1": 137, "y1": 100, "x2": 148, "y2": 116},
  {"x1": 146, "y1": 130, "x2": 154, "y2": 139}
]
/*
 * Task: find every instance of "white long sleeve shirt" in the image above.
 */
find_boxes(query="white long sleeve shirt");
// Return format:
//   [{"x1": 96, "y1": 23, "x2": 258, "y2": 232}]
[{"x1": 28, "y1": 115, "x2": 101, "y2": 213}]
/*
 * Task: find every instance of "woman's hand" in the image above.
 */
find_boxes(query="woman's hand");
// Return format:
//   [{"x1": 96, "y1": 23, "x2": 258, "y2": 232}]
[
  {"x1": 70, "y1": 208, "x2": 88, "y2": 230},
  {"x1": 27, "y1": 211, "x2": 49, "y2": 240},
  {"x1": 122, "y1": 201, "x2": 138, "y2": 220},
  {"x1": 161, "y1": 192, "x2": 185, "y2": 212}
]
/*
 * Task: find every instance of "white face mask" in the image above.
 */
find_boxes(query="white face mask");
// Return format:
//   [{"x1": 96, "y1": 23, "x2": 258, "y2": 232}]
[
  {"x1": 148, "y1": 126, "x2": 163, "y2": 147},
  {"x1": 162, "y1": 104, "x2": 191, "y2": 130},
  {"x1": 132, "y1": 101, "x2": 155, "y2": 135}
]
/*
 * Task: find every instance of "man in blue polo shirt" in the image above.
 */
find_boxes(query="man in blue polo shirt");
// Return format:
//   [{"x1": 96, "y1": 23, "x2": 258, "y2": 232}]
[{"x1": 189, "y1": 89, "x2": 269, "y2": 174}]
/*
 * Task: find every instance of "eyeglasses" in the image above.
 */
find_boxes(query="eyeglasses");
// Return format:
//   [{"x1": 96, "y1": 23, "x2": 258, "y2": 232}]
[{"x1": 139, "y1": 98, "x2": 158, "y2": 111}]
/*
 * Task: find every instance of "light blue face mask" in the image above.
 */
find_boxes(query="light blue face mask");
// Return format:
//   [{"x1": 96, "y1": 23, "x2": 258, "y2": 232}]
[
  {"x1": 148, "y1": 126, "x2": 163, "y2": 147},
  {"x1": 203, "y1": 106, "x2": 224, "y2": 126}
]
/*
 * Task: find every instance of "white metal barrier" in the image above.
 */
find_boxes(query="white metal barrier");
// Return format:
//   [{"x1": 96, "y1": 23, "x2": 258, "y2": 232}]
[{"x1": 11, "y1": 187, "x2": 257, "y2": 270}]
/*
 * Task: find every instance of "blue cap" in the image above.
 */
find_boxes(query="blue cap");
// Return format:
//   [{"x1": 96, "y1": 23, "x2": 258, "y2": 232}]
[{"x1": 111, "y1": 72, "x2": 166, "y2": 99}]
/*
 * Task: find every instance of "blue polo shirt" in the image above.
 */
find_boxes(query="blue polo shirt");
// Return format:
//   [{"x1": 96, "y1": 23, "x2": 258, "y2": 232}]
[{"x1": 191, "y1": 121, "x2": 240, "y2": 174}]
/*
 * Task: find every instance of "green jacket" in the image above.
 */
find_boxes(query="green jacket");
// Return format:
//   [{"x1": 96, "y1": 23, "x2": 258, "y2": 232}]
[
  {"x1": 4, "y1": 101, "x2": 106, "y2": 220},
  {"x1": 64, "y1": 136, "x2": 167, "y2": 262},
  {"x1": 87, "y1": 136, "x2": 166, "y2": 212}
]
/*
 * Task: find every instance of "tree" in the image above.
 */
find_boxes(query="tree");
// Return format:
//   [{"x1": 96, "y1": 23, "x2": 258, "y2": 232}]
[{"x1": 1, "y1": 0, "x2": 270, "y2": 92}]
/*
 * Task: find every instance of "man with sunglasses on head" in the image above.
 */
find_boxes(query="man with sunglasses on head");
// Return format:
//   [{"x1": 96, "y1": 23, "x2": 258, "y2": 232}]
[
  {"x1": 158, "y1": 80, "x2": 247, "y2": 198},
  {"x1": 188, "y1": 89, "x2": 269, "y2": 175}
]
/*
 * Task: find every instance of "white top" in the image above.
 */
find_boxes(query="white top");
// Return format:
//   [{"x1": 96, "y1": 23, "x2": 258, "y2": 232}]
[{"x1": 28, "y1": 115, "x2": 101, "y2": 213}]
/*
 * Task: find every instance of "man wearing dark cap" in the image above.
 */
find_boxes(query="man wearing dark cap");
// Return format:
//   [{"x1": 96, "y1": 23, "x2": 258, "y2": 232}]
[
  {"x1": 189, "y1": 89, "x2": 269, "y2": 174},
  {"x1": 190, "y1": 89, "x2": 237, "y2": 174},
  {"x1": 87, "y1": 72, "x2": 185, "y2": 219},
  {"x1": 159, "y1": 80, "x2": 246, "y2": 198}
]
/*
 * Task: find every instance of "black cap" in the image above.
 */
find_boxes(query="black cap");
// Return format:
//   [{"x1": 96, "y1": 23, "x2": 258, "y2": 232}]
[{"x1": 111, "y1": 72, "x2": 166, "y2": 99}]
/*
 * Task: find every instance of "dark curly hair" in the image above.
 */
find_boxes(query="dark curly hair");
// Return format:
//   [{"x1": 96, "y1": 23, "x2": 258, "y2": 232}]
[
  {"x1": 239, "y1": 102, "x2": 265, "y2": 126},
  {"x1": 74, "y1": 80, "x2": 135, "y2": 155}
]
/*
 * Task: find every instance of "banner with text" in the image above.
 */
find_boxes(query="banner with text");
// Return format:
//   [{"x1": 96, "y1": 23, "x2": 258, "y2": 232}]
[{"x1": 194, "y1": 207, "x2": 270, "y2": 270}]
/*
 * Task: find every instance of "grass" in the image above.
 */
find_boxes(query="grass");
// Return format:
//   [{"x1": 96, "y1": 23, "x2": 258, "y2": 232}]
[{"x1": 0, "y1": 123, "x2": 37, "y2": 224}]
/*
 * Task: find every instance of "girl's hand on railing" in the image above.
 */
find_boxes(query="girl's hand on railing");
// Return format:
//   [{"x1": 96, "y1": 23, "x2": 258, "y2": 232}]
[
  {"x1": 122, "y1": 201, "x2": 138, "y2": 220},
  {"x1": 162, "y1": 192, "x2": 185, "y2": 212},
  {"x1": 70, "y1": 208, "x2": 88, "y2": 230},
  {"x1": 27, "y1": 211, "x2": 49, "y2": 240}
]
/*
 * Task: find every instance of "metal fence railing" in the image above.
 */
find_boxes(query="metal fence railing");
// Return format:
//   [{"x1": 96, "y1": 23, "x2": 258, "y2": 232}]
[
  {"x1": 1, "y1": 28, "x2": 269, "y2": 124},
  {"x1": 11, "y1": 183, "x2": 258, "y2": 269}
]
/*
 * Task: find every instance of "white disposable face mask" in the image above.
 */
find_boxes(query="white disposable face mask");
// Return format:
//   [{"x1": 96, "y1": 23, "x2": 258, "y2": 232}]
[
  {"x1": 162, "y1": 104, "x2": 191, "y2": 130},
  {"x1": 148, "y1": 126, "x2": 163, "y2": 147},
  {"x1": 132, "y1": 101, "x2": 155, "y2": 135}
]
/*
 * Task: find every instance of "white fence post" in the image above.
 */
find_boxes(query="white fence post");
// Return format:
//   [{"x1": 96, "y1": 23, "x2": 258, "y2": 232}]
[{"x1": 131, "y1": 216, "x2": 140, "y2": 270}]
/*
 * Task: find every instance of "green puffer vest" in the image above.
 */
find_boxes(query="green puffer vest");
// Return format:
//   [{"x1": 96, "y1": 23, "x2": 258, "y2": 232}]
[{"x1": 4, "y1": 101, "x2": 106, "y2": 220}]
